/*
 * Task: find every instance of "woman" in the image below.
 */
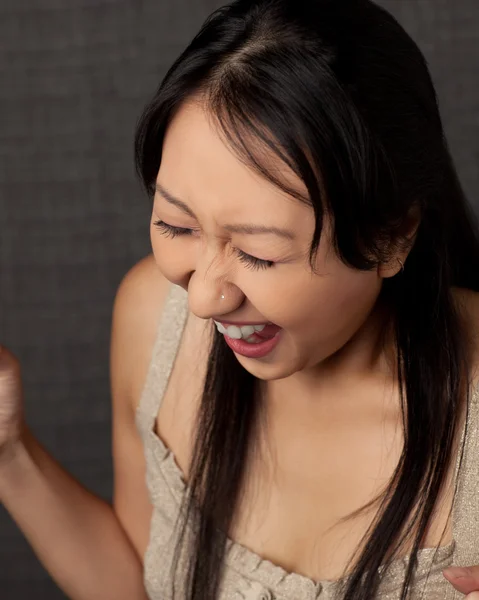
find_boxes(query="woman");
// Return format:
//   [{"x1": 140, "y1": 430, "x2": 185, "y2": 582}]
[{"x1": 1, "y1": 0, "x2": 479, "y2": 598}]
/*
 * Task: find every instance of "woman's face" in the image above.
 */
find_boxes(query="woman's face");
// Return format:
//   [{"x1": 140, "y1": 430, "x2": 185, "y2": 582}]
[{"x1": 151, "y1": 100, "x2": 393, "y2": 381}]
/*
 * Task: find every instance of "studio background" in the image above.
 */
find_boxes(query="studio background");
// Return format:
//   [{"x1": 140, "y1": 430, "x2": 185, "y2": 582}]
[{"x1": 0, "y1": 1, "x2": 478, "y2": 598}]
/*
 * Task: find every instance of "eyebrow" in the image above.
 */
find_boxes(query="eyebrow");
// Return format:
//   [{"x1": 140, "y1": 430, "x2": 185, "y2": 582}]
[
  {"x1": 155, "y1": 182, "x2": 196, "y2": 218},
  {"x1": 155, "y1": 182, "x2": 296, "y2": 240}
]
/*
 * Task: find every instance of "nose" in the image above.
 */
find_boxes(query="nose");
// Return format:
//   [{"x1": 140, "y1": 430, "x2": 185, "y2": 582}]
[{"x1": 187, "y1": 271, "x2": 244, "y2": 321}]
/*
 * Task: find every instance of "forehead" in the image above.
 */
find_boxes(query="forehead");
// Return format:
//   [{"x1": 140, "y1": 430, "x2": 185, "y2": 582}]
[{"x1": 159, "y1": 100, "x2": 310, "y2": 223}]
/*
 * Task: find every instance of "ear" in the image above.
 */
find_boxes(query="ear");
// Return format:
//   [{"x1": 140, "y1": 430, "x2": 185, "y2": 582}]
[
  {"x1": 378, "y1": 205, "x2": 421, "y2": 279},
  {"x1": 378, "y1": 255, "x2": 406, "y2": 279}
]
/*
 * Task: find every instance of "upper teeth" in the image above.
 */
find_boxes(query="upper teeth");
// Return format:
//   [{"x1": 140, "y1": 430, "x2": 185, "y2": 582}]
[{"x1": 214, "y1": 321, "x2": 266, "y2": 339}]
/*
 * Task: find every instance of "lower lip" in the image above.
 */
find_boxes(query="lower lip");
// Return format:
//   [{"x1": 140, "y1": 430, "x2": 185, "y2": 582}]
[{"x1": 222, "y1": 330, "x2": 282, "y2": 358}]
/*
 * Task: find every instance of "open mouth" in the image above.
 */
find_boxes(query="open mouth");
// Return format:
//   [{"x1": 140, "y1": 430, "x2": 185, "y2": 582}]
[
  {"x1": 213, "y1": 320, "x2": 282, "y2": 358},
  {"x1": 214, "y1": 321, "x2": 279, "y2": 343}
]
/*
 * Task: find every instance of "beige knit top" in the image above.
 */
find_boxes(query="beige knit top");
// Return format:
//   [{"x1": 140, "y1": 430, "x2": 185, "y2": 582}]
[{"x1": 135, "y1": 283, "x2": 479, "y2": 599}]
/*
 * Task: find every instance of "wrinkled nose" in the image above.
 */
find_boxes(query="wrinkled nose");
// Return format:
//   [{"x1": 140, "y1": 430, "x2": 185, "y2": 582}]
[{"x1": 187, "y1": 274, "x2": 243, "y2": 321}]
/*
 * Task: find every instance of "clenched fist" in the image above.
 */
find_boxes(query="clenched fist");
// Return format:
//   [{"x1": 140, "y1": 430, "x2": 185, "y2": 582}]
[
  {"x1": 443, "y1": 566, "x2": 479, "y2": 599},
  {"x1": 0, "y1": 345, "x2": 26, "y2": 466}
]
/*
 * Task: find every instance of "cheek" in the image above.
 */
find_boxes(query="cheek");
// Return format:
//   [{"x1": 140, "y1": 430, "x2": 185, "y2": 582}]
[
  {"x1": 150, "y1": 226, "x2": 160, "y2": 257},
  {"x1": 264, "y1": 266, "x2": 381, "y2": 337},
  {"x1": 150, "y1": 229, "x2": 188, "y2": 284},
  {"x1": 297, "y1": 274, "x2": 382, "y2": 344}
]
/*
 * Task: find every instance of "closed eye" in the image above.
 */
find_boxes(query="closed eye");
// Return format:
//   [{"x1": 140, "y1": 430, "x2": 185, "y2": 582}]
[
  {"x1": 153, "y1": 219, "x2": 193, "y2": 238},
  {"x1": 153, "y1": 219, "x2": 275, "y2": 270},
  {"x1": 236, "y1": 249, "x2": 274, "y2": 270}
]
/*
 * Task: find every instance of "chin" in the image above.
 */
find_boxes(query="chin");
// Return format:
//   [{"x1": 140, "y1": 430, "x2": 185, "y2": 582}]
[{"x1": 235, "y1": 354, "x2": 301, "y2": 381}]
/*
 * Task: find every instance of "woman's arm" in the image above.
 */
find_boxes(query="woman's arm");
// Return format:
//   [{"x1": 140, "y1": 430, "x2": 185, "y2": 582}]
[
  {"x1": 0, "y1": 253, "x2": 167, "y2": 600},
  {"x1": 0, "y1": 426, "x2": 147, "y2": 600}
]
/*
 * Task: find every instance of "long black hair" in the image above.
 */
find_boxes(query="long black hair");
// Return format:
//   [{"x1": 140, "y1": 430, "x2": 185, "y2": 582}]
[{"x1": 134, "y1": 0, "x2": 479, "y2": 598}]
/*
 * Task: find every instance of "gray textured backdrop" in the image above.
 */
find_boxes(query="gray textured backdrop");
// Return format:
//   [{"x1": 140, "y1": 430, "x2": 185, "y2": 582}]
[{"x1": 0, "y1": 1, "x2": 478, "y2": 598}]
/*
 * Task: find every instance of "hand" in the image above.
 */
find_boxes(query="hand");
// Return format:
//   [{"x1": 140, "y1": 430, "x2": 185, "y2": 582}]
[
  {"x1": 0, "y1": 345, "x2": 26, "y2": 466},
  {"x1": 443, "y1": 566, "x2": 479, "y2": 599}
]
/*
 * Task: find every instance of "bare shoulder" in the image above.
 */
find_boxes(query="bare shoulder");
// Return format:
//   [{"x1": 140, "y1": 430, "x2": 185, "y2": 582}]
[
  {"x1": 109, "y1": 253, "x2": 170, "y2": 560},
  {"x1": 110, "y1": 253, "x2": 171, "y2": 411}
]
